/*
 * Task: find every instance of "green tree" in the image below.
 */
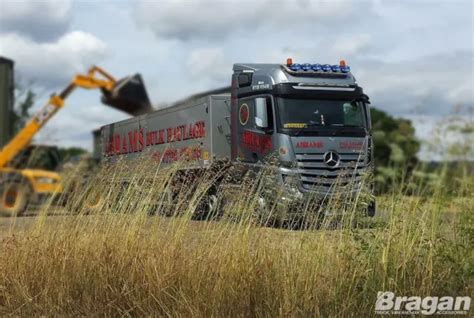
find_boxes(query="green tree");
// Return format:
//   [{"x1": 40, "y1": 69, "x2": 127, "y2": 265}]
[
  {"x1": 58, "y1": 147, "x2": 88, "y2": 161},
  {"x1": 12, "y1": 83, "x2": 36, "y2": 133},
  {"x1": 370, "y1": 108, "x2": 420, "y2": 192}
]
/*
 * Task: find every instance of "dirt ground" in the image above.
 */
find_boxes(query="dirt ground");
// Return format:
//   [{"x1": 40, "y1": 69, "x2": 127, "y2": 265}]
[
  {"x1": 0, "y1": 210, "x2": 75, "y2": 238},
  {"x1": 0, "y1": 209, "x2": 252, "y2": 239},
  {"x1": 0, "y1": 208, "x2": 323, "y2": 242}
]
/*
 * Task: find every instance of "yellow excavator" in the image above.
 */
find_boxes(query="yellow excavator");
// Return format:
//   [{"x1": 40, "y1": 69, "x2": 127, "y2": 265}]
[{"x1": 0, "y1": 65, "x2": 151, "y2": 216}]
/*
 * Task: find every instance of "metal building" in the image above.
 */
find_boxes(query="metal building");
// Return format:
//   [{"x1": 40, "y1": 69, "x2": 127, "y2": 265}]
[{"x1": 0, "y1": 57, "x2": 14, "y2": 149}]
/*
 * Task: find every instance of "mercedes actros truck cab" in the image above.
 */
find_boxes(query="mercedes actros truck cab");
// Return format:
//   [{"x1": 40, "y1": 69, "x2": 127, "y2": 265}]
[{"x1": 230, "y1": 59, "x2": 373, "y2": 202}]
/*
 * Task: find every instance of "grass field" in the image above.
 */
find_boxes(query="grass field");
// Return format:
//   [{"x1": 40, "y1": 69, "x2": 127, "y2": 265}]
[{"x1": 0, "y1": 161, "x2": 472, "y2": 316}]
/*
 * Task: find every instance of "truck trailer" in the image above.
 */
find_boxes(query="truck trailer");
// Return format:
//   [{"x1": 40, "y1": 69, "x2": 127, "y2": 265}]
[{"x1": 101, "y1": 59, "x2": 375, "y2": 217}]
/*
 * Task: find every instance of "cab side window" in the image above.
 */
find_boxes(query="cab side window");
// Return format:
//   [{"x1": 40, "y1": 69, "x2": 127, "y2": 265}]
[{"x1": 254, "y1": 96, "x2": 273, "y2": 132}]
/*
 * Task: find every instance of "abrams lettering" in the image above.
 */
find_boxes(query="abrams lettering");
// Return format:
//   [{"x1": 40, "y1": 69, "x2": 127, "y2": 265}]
[{"x1": 105, "y1": 121, "x2": 205, "y2": 156}]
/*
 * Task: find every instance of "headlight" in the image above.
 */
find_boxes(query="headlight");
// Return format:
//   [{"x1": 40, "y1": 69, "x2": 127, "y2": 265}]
[{"x1": 280, "y1": 161, "x2": 294, "y2": 168}]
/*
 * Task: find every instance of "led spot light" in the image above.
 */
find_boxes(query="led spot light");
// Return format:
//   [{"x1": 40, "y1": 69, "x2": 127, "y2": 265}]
[
  {"x1": 290, "y1": 63, "x2": 302, "y2": 71},
  {"x1": 322, "y1": 64, "x2": 331, "y2": 72},
  {"x1": 302, "y1": 63, "x2": 312, "y2": 71},
  {"x1": 341, "y1": 66, "x2": 350, "y2": 73}
]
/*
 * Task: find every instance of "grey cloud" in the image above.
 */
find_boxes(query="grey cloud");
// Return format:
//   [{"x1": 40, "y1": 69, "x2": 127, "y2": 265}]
[
  {"x1": 0, "y1": 0, "x2": 72, "y2": 41},
  {"x1": 134, "y1": 0, "x2": 372, "y2": 41},
  {"x1": 0, "y1": 31, "x2": 108, "y2": 89},
  {"x1": 356, "y1": 51, "x2": 473, "y2": 116}
]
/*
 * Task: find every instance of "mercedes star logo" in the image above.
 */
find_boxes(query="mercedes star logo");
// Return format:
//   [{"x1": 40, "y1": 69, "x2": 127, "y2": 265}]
[{"x1": 323, "y1": 151, "x2": 340, "y2": 168}]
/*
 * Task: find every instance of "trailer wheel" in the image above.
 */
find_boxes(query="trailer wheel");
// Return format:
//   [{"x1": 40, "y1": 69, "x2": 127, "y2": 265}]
[
  {"x1": 367, "y1": 200, "x2": 376, "y2": 217},
  {"x1": 84, "y1": 190, "x2": 105, "y2": 213},
  {"x1": 255, "y1": 195, "x2": 286, "y2": 228},
  {"x1": 194, "y1": 188, "x2": 221, "y2": 221},
  {"x1": 0, "y1": 180, "x2": 32, "y2": 217}
]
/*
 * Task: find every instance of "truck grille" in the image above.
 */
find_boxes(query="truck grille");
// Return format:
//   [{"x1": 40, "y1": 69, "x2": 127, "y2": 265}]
[{"x1": 295, "y1": 152, "x2": 367, "y2": 192}]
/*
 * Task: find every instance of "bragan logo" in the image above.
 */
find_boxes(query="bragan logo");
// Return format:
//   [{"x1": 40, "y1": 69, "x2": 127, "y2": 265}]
[{"x1": 239, "y1": 103, "x2": 249, "y2": 125}]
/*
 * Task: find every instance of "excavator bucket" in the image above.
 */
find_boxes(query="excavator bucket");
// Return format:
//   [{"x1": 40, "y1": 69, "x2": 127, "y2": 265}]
[{"x1": 101, "y1": 74, "x2": 152, "y2": 116}]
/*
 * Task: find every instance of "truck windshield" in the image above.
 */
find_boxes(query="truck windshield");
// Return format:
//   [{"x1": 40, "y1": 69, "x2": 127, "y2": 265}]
[{"x1": 276, "y1": 98, "x2": 367, "y2": 133}]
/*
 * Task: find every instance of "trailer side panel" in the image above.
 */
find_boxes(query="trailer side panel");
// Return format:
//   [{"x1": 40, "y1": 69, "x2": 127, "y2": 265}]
[{"x1": 101, "y1": 94, "x2": 231, "y2": 168}]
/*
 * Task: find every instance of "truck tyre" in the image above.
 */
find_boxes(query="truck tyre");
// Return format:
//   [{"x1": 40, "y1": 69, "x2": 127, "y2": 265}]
[
  {"x1": 0, "y1": 180, "x2": 32, "y2": 217},
  {"x1": 193, "y1": 187, "x2": 221, "y2": 221},
  {"x1": 84, "y1": 190, "x2": 105, "y2": 214},
  {"x1": 255, "y1": 195, "x2": 286, "y2": 228},
  {"x1": 367, "y1": 200, "x2": 376, "y2": 217}
]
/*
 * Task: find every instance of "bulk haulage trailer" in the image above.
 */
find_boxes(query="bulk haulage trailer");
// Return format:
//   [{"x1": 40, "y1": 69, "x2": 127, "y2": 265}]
[{"x1": 101, "y1": 59, "x2": 375, "y2": 218}]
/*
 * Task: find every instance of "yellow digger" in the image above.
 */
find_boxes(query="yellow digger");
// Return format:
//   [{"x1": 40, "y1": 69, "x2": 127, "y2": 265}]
[{"x1": 0, "y1": 65, "x2": 151, "y2": 216}]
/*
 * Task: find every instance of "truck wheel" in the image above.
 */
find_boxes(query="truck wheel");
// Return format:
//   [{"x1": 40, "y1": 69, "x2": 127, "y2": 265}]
[
  {"x1": 84, "y1": 190, "x2": 105, "y2": 213},
  {"x1": 0, "y1": 180, "x2": 32, "y2": 217},
  {"x1": 367, "y1": 200, "x2": 376, "y2": 217},
  {"x1": 256, "y1": 196, "x2": 285, "y2": 228},
  {"x1": 194, "y1": 190, "x2": 221, "y2": 221}
]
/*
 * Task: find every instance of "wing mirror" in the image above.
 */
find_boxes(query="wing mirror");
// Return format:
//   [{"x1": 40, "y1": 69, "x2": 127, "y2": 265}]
[{"x1": 360, "y1": 94, "x2": 371, "y2": 104}]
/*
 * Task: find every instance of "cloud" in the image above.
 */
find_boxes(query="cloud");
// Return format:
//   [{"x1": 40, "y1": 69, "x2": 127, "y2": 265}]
[
  {"x1": 331, "y1": 34, "x2": 373, "y2": 56},
  {"x1": 134, "y1": 0, "x2": 362, "y2": 41},
  {"x1": 356, "y1": 50, "x2": 473, "y2": 116},
  {"x1": 0, "y1": 0, "x2": 72, "y2": 42},
  {"x1": 186, "y1": 47, "x2": 228, "y2": 82},
  {"x1": 35, "y1": 101, "x2": 129, "y2": 149},
  {"x1": 0, "y1": 31, "x2": 108, "y2": 88}
]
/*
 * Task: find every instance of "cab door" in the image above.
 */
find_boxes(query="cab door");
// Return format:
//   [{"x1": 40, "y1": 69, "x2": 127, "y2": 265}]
[{"x1": 235, "y1": 96, "x2": 274, "y2": 163}]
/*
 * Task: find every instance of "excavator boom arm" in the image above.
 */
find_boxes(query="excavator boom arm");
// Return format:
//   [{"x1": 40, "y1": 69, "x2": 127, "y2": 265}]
[{"x1": 0, "y1": 66, "x2": 117, "y2": 168}]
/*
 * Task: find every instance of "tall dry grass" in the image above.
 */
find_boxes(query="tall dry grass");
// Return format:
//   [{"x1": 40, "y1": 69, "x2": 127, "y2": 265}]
[{"x1": 0, "y1": 157, "x2": 472, "y2": 316}]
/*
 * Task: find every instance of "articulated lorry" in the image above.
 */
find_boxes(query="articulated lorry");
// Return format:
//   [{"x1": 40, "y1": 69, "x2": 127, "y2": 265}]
[{"x1": 101, "y1": 59, "x2": 375, "y2": 216}]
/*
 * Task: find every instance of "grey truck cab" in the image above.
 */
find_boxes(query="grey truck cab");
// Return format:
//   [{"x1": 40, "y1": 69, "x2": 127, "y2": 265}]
[{"x1": 230, "y1": 59, "x2": 373, "y2": 208}]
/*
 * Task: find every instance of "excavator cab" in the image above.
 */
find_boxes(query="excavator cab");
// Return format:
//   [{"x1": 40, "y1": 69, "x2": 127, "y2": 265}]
[
  {"x1": 101, "y1": 74, "x2": 152, "y2": 116},
  {"x1": 8, "y1": 145, "x2": 61, "y2": 172}
]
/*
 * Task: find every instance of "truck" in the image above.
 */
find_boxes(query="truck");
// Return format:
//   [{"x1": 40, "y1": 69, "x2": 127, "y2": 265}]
[
  {"x1": 0, "y1": 62, "x2": 151, "y2": 216},
  {"x1": 101, "y1": 59, "x2": 375, "y2": 220}
]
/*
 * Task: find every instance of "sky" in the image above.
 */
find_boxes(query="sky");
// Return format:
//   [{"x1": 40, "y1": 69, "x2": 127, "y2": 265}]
[{"x1": 0, "y1": 0, "x2": 473, "y2": 159}]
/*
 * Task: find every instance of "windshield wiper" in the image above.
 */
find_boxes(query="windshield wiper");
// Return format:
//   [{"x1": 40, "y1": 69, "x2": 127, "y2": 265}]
[
  {"x1": 328, "y1": 124, "x2": 368, "y2": 136},
  {"x1": 329, "y1": 124, "x2": 366, "y2": 129},
  {"x1": 294, "y1": 122, "x2": 324, "y2": 136}
]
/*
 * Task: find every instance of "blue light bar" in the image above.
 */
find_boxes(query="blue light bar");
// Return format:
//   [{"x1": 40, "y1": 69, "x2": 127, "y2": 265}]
[{"x1": 288, "y1": 62, "x2": 350, "y2": 73}]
